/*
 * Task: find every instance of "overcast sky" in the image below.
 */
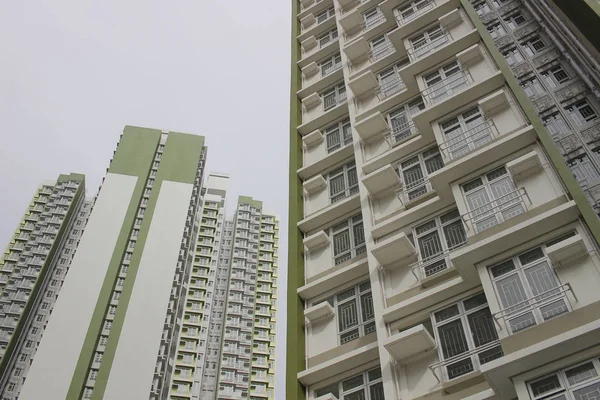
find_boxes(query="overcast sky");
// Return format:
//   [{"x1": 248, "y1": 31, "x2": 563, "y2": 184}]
[{"x1": 0, "y1": 1, "x2": 291, "y2": 397}]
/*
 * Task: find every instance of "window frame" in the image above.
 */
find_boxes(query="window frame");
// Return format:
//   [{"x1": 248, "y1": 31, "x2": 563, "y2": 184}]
[
  {"x1": 328, "y1": 161, "x2": 359, "y2": 204},
  {"x1": 528, "y1": 356, "x2": 600, "y2": 400},
  {"x1": 331, "y1": 214, "x2": 366, "y2": 266}
]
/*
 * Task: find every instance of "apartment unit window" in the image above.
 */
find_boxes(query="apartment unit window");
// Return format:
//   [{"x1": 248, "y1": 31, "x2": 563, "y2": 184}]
[
  {"x1": 566, "y1": 99, "x2": 598, "y2": 126},
  {"x1": 397, "y1": 0, "x2": 433, "y2": 24},
  {"x1": 398, "y1": 147, "x2": 444, "y2": 202},
  {"x1": 432, "y1": 293, "x2": 502, "y2": 380},
  {"x1": 462, "y1": 167, "x2": 525, "y2": 233},
  {"x1": 440, "y1": 107, "x2": 491, "y2": 159},
  {"x1": 474, "y1": 2, "x2": 491, "y2": 16},
  {"x1": 322, "y1": 83, "x2": 347, "y2": 111},
  {"x1": 504, "y1": 11, "x2": 527, "y2": 29},
  {"x1": 543, "y1": 113, "x2": 570, "y2": 140},
  {"x1": 568, "y1": 155, "x2": 600, "y2": 188},
  {"x1": 490, "y1": 240, "x2": 572, "y2": 333},
  {"x1": 522, "y1": 36, "x2": 546, "y2": 56},
  {"x1": 370, "y1": 34, "x2": 393, "y2": 61},
  {"x1": 332, "y1": 214, "x2": 366, "y2": 265},
  {"x1": 363, "y1": 7, "x2": 382, "y2": 29},
  {"x1": 321, "y1": 53, "x2": 342, "y2": 76},
  {"x1": 316, "y1": 7, "x2": 334, "y2": 24},
  {"x1": 528, "y1": 357, "x2": 600, "y2": 400},
  {"x1": 315, "y1": 367, "x2": 384, "y2": 399},
  {"x1": 378, "y1": 61, "x2": 407, "y2": 98},
  {"x1": 410, "y1": 24, "x2": 447, "y2": 58},
  {"x1": 328, "y1": 161, "x2": 358, "y2": 203},
  {"x1": 325, "y1": 119, "x2": 352, "y2": 153},
  {"x1": 423, "y1": 60, "x2": 467, "y2": 104},
  {"x1": 521, "y1": 77, "x2": 545, "y2": 98},
  {"x1": 387, "y1": 98, "x2": 424, "y2": 144},
  {"x1": 318, "y1": 28, "x2": 338, "y2": 48},
  {"x1": 503, "y1": 47, "x2": 525, "y2": 66},
  {"x1": 487, "y1": 22, "x2": 506, "y2": 40},
  {"x1": 541, "y1": 65, "x2": 569, "y2": 87},
  {"x1": 413, "y1": 209, "x2": 466, "y2": 277}
]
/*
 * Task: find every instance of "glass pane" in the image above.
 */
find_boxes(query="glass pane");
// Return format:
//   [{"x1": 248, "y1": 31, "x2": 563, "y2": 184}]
[
  {"x1": 369, "y1": 383, "x2": 385, "y2": 400},
  {"x1": 333, "y1": 230, "x2": 351, "y2": 257},
  {"x1": 446, "y1": 358, "x2": 474, "y2": 380},
  {"x1": 353, "y1": 222, "x2": 366, "y2": 247},
  {"x1": 478, "y1": 345, "x2": 504, "y2": 364},
  {"x1": 418, "y1": 231, "x2": 443, "y2": 260},
  {"x1": 438, "y1": 319, "x2": 469, "y2": 359},
  {"x1": 368, "y1": 368, "x2": 382, "y2": 381},
  {"x1": 463, "y1": 293, "x2": 487, "y2": 310},
  {"x1": 425, "y1": 153, "x2": 444, "y2": 174},
  {"x1": 467, "y1": 308, "x2": 499, "y2": 347},
  {"x1": 566, "y1": 362, "x2": 598, "y2": 386},
  {"x1": 573, "y1": 382, "x2": 600, "y2": 400},
  {"x1": 360, "y1": 293, "x2": 374, "y2": 322},
  {"x1": 530, "y1": 375, "x2": 562, "y2": 398},
  {"x1": 540, "y1": 299, "x2": 568, "y2": 320},
  {"x1": 524, "y1": 261, "x2": 559, "y2": 298},
  {"x1": 435, "y1": 304, "x2": 459, "y2": 322},
  {"x1": 344, "y1": 390, "x2": 366, "y2": 400},
  {"x1": 330, "y1": 175, "x2": 346, "y2": 197},
  {"x1": 443, "y1": 221, "x2": 466, "y2": 249},
  {"x1": 342, "y1": 375, "x2": 364, "y2": 391},
  {"x1": 495, "y1": 273, "x2": 528, "y2": 310}
]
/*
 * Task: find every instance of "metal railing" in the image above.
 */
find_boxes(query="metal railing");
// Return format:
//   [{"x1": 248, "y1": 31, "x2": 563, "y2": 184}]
[
  {"x1": 383, "y1": 120, "x2": 419, "y2": 148},
  {"x1": 461, "y1": 188, "x2": 530, "y2": 234},
  {"x1": 438, "y1": 120, "x2": 498, "y2": 161},
  {"x1": 409, "y1": 244, "x2": 466, "y2": 281},
  {"x1": 369, "y1": 40, "x2": 395, "y2": 62},
  {"x1": 396, "y1": 1, "x2": 435, "y2": 26},
  {"x1": 407, "y1": 31, "x2": 451, "y2": 61},
  {"x1": 493, "y1": 283, "x2": 574, "y2": 332},
  {"x1": 344, "y1": 12, "x2": 386, "y2": 39},
  {"x1": 323, "y1": 91, "x2": 347, "y2": 111},
  {"x1": 422, "y1": 70, "x2": 472, "y2": 105},
  {"x1": 429, "y1": 340, "x2": 503, "y2": 382},
  {"x1": 375, "y1": 76, "x2": 406, "y2": 100},
  {"x1": 395, "y1": 176, "x2": 434, "y2": 205}
]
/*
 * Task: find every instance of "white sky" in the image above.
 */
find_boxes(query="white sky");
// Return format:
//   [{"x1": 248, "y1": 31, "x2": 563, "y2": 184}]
[{"x1": 0, "y1": 1, "x2": 291, "y2": 398}]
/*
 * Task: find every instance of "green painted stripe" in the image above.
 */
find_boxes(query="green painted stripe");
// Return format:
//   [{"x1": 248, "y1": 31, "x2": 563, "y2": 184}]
[
  {"x1": 90, "y1": 129, "x2": 204, "y2": 400},
  {"x1": 0, "y1": 175, "x2": 85, "y2": 381},
  {"x1": 238, "y1": 195, "x2": 264, "y2": 210},
  {"x1": 459, "y1": 1, "x2": 600, "y2": 245},
  {"x1": 67, "y1": 127, "x2": 162, "y2": 400},
  {"x1": 287, "y1": 0, "x2": 306, "y2": 399}
]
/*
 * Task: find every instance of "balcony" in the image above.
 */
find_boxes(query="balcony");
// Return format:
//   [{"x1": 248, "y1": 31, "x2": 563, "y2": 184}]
[
  {"x1": 299, "y1": 62, "x2": 344, "y2": 100},
  {"x1": 304, "y1": 235, "x2": 367, "y2": 281},
  {"x1": 299, "y1": 188, "x2": 361, "y2": 233},
  {"x1": 384, "y1": 324, "x2": 436, "y2": 363},
  {"x1": 298, "y1": 257, "x2": 368, "y2": 300},
  {"x1": 354, "y1": 75, "x2": 412, "y2": 122},
  {"x1": 299, "y1": 7, "x2": 336, "y2": 42},
  {"x1": 389, "y1": 0, "x2": 459, "y2": 45},
  {"x1": 341, "y1": 4, "x2": 395, "y2": 44},
  {"x1": 346, "y1": 39, "x2": 400, "y2": 79},
  {"x1": 299, "y1": 90, "x2": 348, "y2": 135}
]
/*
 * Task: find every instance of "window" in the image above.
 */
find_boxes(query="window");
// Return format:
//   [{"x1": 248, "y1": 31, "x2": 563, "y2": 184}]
[
  {"x1": 528, "y1": 357, "x2": 600, "y2": 400},
  {"x1": 325, "y1": 119, "x2": 352, "y2": 154},
  {"x1": 440, "y1": 107, "x2": 491, "y2": 159},
  {"x1": 522, "y1": 36, "x2": 546, "y2": 56},
  {"x1": 543, "y1": 113, "x2": 570, "y2": 140},
  {"x1": 370, "y1": 34, "x2": 393, "y2": 61},
  {"x1": 397, "y1": 0, "x2": 433, "y2": 24},
  {"x1": 489, "y1": 242, "x2": 571, "y2": 333},
  {"x1": 377, "y1": 61, "x2": 408, "y2": 99},
  {"x1": 315, "y1": 367, "x2": 384, "y2": 399},
  {"x1": 474, "y1": 2, "x2": 491, "y2": 16},
  {"x1": 487, "y1": 22, "x2": 506, "y2": 40},
  {"x1": 363, "y1": 7, "x2": 383, "y2": 29},
  {"x1": 322, "y1": 83, "x2": 347, "y2": 111},
  {"x1": 316, "y1": 7, "x2": 334, "y2": 24},
  {"x1": 432, "y1": 294, "x2": 502, "y2": 380},
  {"x1": 410, "y1": 24, "x2": 447, "y2": 58},
  {"x1": 320, "y1": 53, "x2": 342, "y2": 76},
  {"x1": 541, "y1": 65, "x2": 569, "y2": 87},
  {"x1": 328, "y1": 281, "x2": 376, "y2": 344},
  {"x1": 318, "y1": 28, "x2": 338, "y2": 48},
  {"x1": 503, "y1": 47, "x2": 525, "y2": 66},
  {"x1": 386, "y1": 98, "x2": 424, "y2": 144},
  {"x1": 412, "y1": 209, "x2": 466, "y2": 278},
  {"x1": 504, "y1": 11, "x2": 527, "y2": 29},
  {"x1": 521, "y1": 77, "x2": 545, "y2": 98},
  {"x1": 423, "y1": 60, "x2": 467, "y2": 103},
  {"x1": 398, "y1": 147, "x2": 444, "y2": 202},
  {"x1": 567, "y1": 100, "x2": 598, "y2": 125},
  {"x1": 462, "y1": 167, "x2": 525, "y2": 233},
  {"x1": 328, "y1": 161, "x2": 358, "y2": 203},
  {"x1": 331, "y1": 214, "x2": 366, "y2": 265},
  {"x1": 568, "y1": 155, "x2": 600, "y2": 188}
]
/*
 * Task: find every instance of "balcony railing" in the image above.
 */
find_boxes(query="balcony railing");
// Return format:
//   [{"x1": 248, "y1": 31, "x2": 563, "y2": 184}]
[
  {"x1": 370, "y1": 40, "x2": 395, "y2": 63},
  {"x1": 429, "y1": 340, "x2": 503, "y2": 382},
  {"x1": 396, "y1": 0, "x2": 435, "y2": 26},
  {"x1": 409, "y1": 244, "x2": 466, "y2": 281},
  {"x1": 493, "y1": 283, "x2": 573, "y2": 333},
  {"x1": 407, "y1": 31, "x2": 450, "y2": 61},
  {"x1": 461, "y1": 188, "x2": 530, "y2": 234},
  {"x1": 323, "y1": 91, "x2": 347, "y2": 111},
  {"x1": 334, "y1": 244, "x2": 366, "y2": 266},
  {"x1": 439, "y1": 120, "x2": 498, "y2": 161},
  {"x1": 422, "y1": 70, "x2": 472, "y2": 105},
  {"x1": 384, "y1": 120, "x2": 418, "y2": 148},
  {"x1": 375, "y1": 76, "x2": 406, "y2": 101},
  {"x1": 344, "y1": 12, "x2": 386, "y2": 39},
  {"x1": 395, "y1": 176, "x2": 434, "y2": 205},
  {"x1": 321, "y1": 62, "x2": 343, "y2": 77}
]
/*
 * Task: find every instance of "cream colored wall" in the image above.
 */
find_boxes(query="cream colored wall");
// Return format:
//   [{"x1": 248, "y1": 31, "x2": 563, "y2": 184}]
[
  {"x1": 304, "y1": 183, "x2": 331, "y2": 216},
  {"x1": 305, "y1": 242, "x2": 335, "y2": 281}
]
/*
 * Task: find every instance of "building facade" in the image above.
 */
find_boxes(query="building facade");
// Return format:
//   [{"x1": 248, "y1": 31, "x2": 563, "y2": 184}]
[
  {"x1": 169, "y1": 173, "x2": 279, "y2": 400},
  {"x1": 17, "y1": 126, "x2": 207, "y2": 400},
  {"x1": 287, "y1": 1, "x2": 600, "y2": 400},
  {"x1": 0, "y1": 174, "x2": 91, "y2": 400}
]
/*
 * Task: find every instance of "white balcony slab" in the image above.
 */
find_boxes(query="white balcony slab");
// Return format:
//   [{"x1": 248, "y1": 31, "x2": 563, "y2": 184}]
[
  {"x1": 339, "y1": 9, "x2": 362, "y2": 34},
  {"x1": 301, "y1": 14, "x2": 316, "y2": 31},
  {"x1": 371, "y1": 231, "x2": 416, "y2": 266},
  {"x1": 479, "y1": 89, "x2": 510, "y2": 117},
  {"x1": 303, "y1": 175, "x2": 327, "y2": 194},
  {"x1": 546, "y1": 234, "x2": 586, "y2": 266},
  {"x1": 355, "y1": 111, "x2": 388, "y2": 140},
  {"x1": 298, "y1": 143, "x2": 354, "y2": 181},
  {"x1": 344, "y1": 37, "x2": 370, "y2": 62},
  {"x1": 298, "y1": 258, "x2": 369, "y2": 300},
  {"x1": 316, "y1": 394, "x2": 339, "y2": 400},
  {"x1": 298, "y1": 342, "x2": 379, "y2": 386},
  {"x1": 302, "y1": 92, "x2": 321, "y2": 109},
  {"x1": 299, "y1": 193, "x2": 361, "y2": 233},
  {"x1": 506, "y1": 150, "x2": 542, "y2": 180},
  {"x1": 438, "y1": 8, "x2": 461, "y2": 27},
  {"x1": 457, "y1": 44, "x2": 483, "y2": 66},
  {"x1": 302, "y1": 61, "x2": 319, "y2": 78},
  {"x1": 304, "y1": 230, "x2": 329, "y2": 251},
  {"x1": 348, "y1": 70, "x2": 379, "y2": 97},
  {"x1": 303, "y1": 129, "x2": 324, "y2": 147},
  {"x1": 362, "y1": 164, "x2": 401, "y2": 195},
  {"x1": 302, "y1": 36, "x2": 318, "y2": 52},
  {"x1": 384, "y1": 324, "x2": 436, "y2": 362},
  {"x1": 305, "y1": 302, "x2": 335, "y2": 323}
]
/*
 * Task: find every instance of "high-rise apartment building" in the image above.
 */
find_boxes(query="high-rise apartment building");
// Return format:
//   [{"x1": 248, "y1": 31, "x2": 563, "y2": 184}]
[
  {"x1": 287, "y1": 1, "x2": 600, "y2": 400},
  {"x1": 169, "y1": 173, "x2": 279, "y2": 400},
  {"x1": 0, "y1": 174, "x2": 92, "y2": 400},
  {"x1": 17, "y1": 126, "x2": 207, "y2": 400}
]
